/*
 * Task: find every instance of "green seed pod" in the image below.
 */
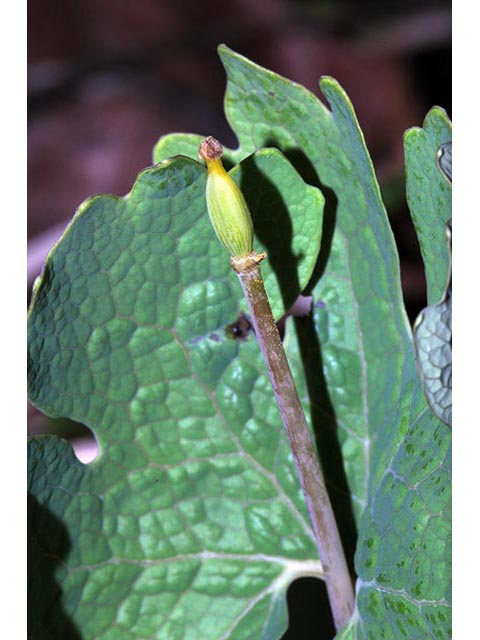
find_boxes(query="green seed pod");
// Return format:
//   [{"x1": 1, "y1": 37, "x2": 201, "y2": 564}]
[{"x1": 199, "y1": 137, "x2": 253, "y2": 257}]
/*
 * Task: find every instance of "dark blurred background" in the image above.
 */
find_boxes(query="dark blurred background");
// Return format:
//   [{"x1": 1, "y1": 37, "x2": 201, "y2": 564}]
[
  {"x1": 28, "y1": 1, "x2": 451, "y2": 636},
  {"x1": 28, "y1": 0, "x2": 451, "y2": 307}
]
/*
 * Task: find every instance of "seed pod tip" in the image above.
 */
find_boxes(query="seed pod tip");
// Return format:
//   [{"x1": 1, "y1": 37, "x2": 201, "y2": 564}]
[{"x1": 199, "y1": 137, "x2": 223, "y2": 162}]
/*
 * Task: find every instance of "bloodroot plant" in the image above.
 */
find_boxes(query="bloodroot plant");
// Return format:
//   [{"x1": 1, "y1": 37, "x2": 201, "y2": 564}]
[{"x1": 28, "y1": 46, "x2": 451, "y2": 640}]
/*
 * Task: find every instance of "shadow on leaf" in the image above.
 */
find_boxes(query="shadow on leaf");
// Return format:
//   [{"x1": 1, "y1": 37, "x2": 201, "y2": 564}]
[
  {"x1": 28, "y1": 493, "x2": 82, "y2": 640},
  {"x1": 243, "y1": 144, "x2": 357, "y2": 572},
  {"x1": 281, "y1": 577, "x2": 335, "y2": 639},
  {"x1": 239, "y1": 153, "x2": 303, "y2": 313}
]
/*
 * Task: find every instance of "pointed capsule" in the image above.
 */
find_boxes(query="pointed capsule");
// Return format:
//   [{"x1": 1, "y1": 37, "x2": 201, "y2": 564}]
[{"x1": 199, "y1": 137, "x2": 253, "y2": 257}]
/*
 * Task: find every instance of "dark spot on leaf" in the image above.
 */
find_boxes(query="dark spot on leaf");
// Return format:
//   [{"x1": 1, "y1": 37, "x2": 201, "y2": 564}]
[{"x1": 225, "y1": 313, "x2": 253, "y2": 340}]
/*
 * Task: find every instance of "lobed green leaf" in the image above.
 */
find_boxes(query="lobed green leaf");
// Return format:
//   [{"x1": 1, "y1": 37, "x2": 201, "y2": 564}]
[
  {"x1": 28, "y1": 150, "x2": 324, "y2": 638},
  {"x1": 208, "y1": 45, "x2": 452, "y2": 639}
]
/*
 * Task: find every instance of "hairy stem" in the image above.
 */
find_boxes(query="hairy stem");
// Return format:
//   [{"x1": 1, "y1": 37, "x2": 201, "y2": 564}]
[{"x1": 231, "y1": 251, "x2": 354, "y2": 631}]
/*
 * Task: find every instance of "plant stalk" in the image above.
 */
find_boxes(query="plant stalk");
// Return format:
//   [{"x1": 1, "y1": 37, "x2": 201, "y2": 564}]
[{"x1": 231, "y1": 251, "x2": 354, "y2": 632}]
